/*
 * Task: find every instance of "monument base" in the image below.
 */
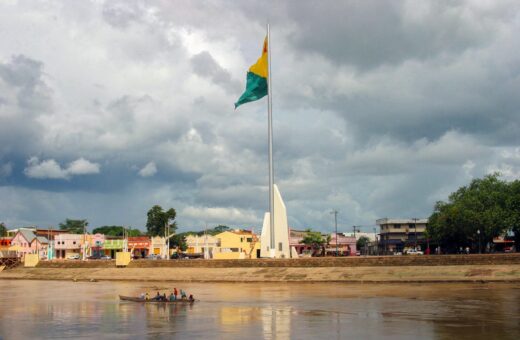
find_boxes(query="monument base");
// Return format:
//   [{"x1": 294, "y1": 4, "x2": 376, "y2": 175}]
[{"x1": 260, "y1": 184, "x2": 291, "y2": 259}]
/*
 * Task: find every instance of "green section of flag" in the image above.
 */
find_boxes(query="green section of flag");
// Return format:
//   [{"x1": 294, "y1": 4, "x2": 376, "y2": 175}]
[{"x1": 234, "y1": 71, "x2": 267, "y2": 109}]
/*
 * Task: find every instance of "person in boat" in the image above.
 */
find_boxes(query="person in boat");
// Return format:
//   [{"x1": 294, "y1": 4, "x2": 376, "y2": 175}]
[
  {"x1": 180, "y1": 289, "x2": 187, "y2": 300},
  {"x1": 188, "y1": 294, "x2": 194, "y2": 302},
  {"x1": 169, "y1": 293, "x2": 175, "y2": 301},
  {"x1": 139, "y1": 292, "x2": 145, "y2": 300},
  {"x1": 162, "y1": 293, "x2": 167, "y2": 302},
  {"x1": 154, "y1": 291, "x2": 161, "y2": 301},
  {"x1": 174, "y1": 288, "x2": 178, "y2": 299},
  {"x1": 145, "y1": 292, "x2": 149, "y2": 300}
]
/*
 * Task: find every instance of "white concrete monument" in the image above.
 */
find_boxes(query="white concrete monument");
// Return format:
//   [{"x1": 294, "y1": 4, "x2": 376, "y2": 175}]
[{"x1": 260, "y1": 184, "x2": 291, "y2": 258}]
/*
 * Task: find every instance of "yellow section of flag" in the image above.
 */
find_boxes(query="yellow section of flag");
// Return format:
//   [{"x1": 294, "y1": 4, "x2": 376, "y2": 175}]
[{"x1": 248, "y1": 38, "x2": 268, "y2": 78}]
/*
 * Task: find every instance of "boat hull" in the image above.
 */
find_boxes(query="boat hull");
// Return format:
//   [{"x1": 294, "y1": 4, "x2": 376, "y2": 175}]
[{"x1": 119, "y1": 295, "x2": 195, "y2": 303}]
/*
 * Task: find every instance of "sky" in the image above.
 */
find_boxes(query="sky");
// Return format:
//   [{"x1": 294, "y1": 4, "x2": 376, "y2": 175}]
[{"x1": 1, "y1": 0, "x2": 520, "y2": 233}]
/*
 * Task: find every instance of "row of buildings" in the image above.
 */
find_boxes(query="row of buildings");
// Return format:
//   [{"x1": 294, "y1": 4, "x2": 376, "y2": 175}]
[
  {"x1": 0, "y1": 218, "x2": 434, "y2": 260},
  {"x1": 1, "y1": 228, "x2": 170, "y2": 260}
]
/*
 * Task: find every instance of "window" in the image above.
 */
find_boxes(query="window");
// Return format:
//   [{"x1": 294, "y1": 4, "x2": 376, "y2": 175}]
[
  {"x1": 394, "y1": 224, "x2": 401, "y2": 229},
  {"x1": 240, "y1": 237, "x2": 244, "y2": 242},
  {"x1": 408, "y1": 224, "x2": 414, "y2": 229},
  {"x1": 246, "y1": 238, "x2": 253, "y2": 242},
  {"x1": 278, "y1": 242, "x2": 283, "y2": 251},
  {"x1": 73, "y1": 241, "x2": 76, "y2": 245}
]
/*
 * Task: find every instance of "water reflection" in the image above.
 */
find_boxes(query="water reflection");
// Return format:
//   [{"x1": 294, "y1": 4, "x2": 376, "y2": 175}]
[{"x1": 0, "y1": 281, "x2": 519, "y2": 339}]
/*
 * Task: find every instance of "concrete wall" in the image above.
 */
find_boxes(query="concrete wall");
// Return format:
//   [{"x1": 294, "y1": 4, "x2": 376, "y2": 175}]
[
  {"x1": 31, "y1": 254, "x2": 520, "y2": 270},
  {"x1": 24, "y1": 254, "x2": 39, "y2": 267}
]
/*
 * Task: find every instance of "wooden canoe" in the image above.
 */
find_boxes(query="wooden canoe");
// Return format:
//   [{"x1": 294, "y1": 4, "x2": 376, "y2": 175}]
[{"x1": 119, "y1": 295, "x2": 195, "y2": 303}]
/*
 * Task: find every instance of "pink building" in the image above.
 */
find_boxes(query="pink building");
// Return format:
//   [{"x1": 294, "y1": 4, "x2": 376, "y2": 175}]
[
  {"x1": 326, "y1": 233, "x2": 357, "y2": 256},
  {"x1": 289, "y1": 229, "x2": 357, "y2": 256},
  {"x1": 10, "y1": 229, "x2": 49, "y2": 259},
  {"x1": 89, "y1": 233, "x2": 105, "y2": 257},
  {"x1": 54, "y1": 234, "x2": 83, "y2": 259}
]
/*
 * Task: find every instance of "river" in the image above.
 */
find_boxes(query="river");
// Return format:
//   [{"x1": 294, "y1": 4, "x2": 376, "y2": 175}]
[{"x1": 0, "y1": 280, "x2": 519, "y2": 339}]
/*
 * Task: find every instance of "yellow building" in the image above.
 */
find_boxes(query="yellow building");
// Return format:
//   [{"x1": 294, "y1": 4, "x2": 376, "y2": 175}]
[
  {"x1": 213, "y1": 230, "x2": 261, "y2": 259},
  {"x1": 150, "y1": 236, "x2": 167, "y2": 258}
]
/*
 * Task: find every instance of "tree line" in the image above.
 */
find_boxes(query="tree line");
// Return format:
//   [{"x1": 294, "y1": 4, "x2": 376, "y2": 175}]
[{"x1": 427, "y1": 173, "x2": 520, "y2": 253}]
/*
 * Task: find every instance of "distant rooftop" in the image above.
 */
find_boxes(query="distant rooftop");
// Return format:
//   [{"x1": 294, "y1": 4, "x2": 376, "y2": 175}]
[{"x1": 376, "y1": 218, "x2": 428, "y2": 225}]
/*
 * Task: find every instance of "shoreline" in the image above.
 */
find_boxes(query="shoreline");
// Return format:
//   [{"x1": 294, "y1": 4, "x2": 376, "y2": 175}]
[{"x1": 2, "y1": 264, "x2": 520, "y2": 283}]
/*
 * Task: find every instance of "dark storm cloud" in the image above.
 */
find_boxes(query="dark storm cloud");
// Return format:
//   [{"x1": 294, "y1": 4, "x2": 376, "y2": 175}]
[
  {"x1": 102, "y1": 1, "x2": 141, "y2": 28},
  {"x1": 286, "y1": 1, "x2": 501, "y2": 70},
  {"x1": 0, "y1": 55, "x2": 51, "y2": 159},
  {"x1": 0, "y1": 55, "x2": 52, "y2": 113},
  {"x1": 190, "y1": 51, "x2": 241, "y2": 93}
]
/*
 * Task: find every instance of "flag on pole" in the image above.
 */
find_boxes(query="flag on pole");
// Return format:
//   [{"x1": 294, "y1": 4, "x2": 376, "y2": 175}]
[{"x1": 235, "y1": 38, "x2": 268, "y2": 109}]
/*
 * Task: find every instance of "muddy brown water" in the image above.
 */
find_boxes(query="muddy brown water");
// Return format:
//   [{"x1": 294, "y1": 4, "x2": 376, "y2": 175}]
[{"x1": 0, "y1": 280, "x2": 519, "y2": 339}]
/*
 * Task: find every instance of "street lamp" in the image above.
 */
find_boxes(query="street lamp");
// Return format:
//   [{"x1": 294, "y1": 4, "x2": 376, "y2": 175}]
[{"x1": 477, "y1": 229, "x2": 481, "y2": 254}]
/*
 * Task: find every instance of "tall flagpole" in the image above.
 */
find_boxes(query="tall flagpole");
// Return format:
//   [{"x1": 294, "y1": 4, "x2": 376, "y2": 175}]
[{"x1": 267, "y1": 24, "x2": 275, "y2": 257}]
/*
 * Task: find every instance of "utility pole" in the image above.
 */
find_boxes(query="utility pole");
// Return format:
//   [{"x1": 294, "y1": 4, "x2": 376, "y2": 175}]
[
  {"x1": 331, "y1": 210, "x2": 338, "y2": 256},
  {"x1": 413, "y1": 218, "x2": 418, "y2": 250},
  {"x1": 165, "y1": 221, "x2": 169, "y2": 260},
  {"x1": 373, "y1": 227, "x2": 378, "y2": 256},
  {"x1": 83, "y1": 221, "x2": 86, "y2": 261},
  {"x1": 477, "y1": 229, "x2": 481, "y2": 254},
  {"x1": 204, "y1": 222, "x2": 209, "y2": 259}
]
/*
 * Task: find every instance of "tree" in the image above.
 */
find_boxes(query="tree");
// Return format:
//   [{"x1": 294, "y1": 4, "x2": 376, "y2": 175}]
[
  {"x1": 0, "y1": 222, "x2": 7, "y2": 237},
  {"x1": 146, "y1": 205, "x2": 177, "y2": 237},
  {"x1": 92, "y1": 226, "x2": 142, "y2": 237},
  {"x1": 357, "y1": 236, "x2": 370, "y2": 250},
  {"x1": 300, "y1": 229, "x2": 327, "y2": 256},
  {"x1": 170, "y1": 233, "x2": 188, "y2": 251},
  {"x1": 211, "y1": 225, "x2": 230, "y2": 235},
  {"x1": 59, "y1": 219, "x2": 88, "y2": 234},
  {"x1": 427, "y1": 174, "x2": 510, "y2": 253},
  {"x1": 506, "y1": 179, "x2": 520, "y2": 252}
]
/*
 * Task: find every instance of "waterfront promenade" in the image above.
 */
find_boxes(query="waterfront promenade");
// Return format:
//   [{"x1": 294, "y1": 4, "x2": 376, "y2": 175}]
[{"x1": 2, "y1": 254, "x2": 520, "y2": 283}]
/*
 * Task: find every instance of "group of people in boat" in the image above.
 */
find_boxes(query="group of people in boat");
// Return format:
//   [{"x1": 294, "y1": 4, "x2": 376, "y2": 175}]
[{"x1": 140, "y1": 288, "x2": 194, "y2": 302}]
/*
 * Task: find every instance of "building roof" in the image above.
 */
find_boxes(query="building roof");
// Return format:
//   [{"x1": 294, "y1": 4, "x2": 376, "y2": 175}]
[
  {"x1": 18, "y1": 229, "x2": 37, "y2": 243},
  {"x1": 228, "y1": 229, "x2": 254, "y2": 235},
  {"x1": 376, "y1": 218, "x2": 428, "y2": 225},
  {"x1": 36, "y1": 236, "x2": 49, "y2": 244},
  {"x1": 128, "y1": 236, "x2": 150, "y2": 242}
]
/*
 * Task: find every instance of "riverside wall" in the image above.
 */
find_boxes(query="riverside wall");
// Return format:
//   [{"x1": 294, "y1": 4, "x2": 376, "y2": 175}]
[
  {"x1": 1, "y1": 254, "x2": 520, "y2": 283},
  {"x1": 34, "y1": 253, "x2": 520, "y2": 268}
]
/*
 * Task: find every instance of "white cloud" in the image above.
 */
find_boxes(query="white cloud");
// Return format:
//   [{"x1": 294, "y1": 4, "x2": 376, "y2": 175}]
[
  {"x1": 24, "y1": 157, "x2": 68, "y2": 179},
  {"x1": 24, "y1": 157, "x2": 100, "y2": 180},
  {"x1": 67, "y1": 157, "x2": 100, "y2": 175},
  {"x1": 138, "y1": 161, "x2": 157, "y2": 177},
  {"x1": 182, "y1": 206, "x2": 259, "y2": 225}
]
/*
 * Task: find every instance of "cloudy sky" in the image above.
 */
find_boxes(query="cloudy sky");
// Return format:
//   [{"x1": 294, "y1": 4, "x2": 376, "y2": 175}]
[{"x1": 1, "y1": 0, "x2": 520, "y2": 233}]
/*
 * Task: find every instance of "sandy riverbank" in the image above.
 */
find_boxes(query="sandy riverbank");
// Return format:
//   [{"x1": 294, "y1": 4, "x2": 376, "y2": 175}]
[{"x1": 2, "y1": 264, "x2": 520, "y2": 283}]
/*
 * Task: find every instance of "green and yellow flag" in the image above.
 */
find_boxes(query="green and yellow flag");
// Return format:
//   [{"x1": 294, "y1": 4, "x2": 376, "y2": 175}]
[{"x1": 235, "y1": 38, "x2": 268, "y2": 109}]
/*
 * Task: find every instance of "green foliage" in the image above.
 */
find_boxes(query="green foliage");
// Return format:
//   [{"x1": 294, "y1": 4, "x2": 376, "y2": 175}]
[
  {"x1": 92, "y1": 226, "x2": 142, "y2": 237},
  {"x1": 211, "y1": 225, "x2": 230, "y2": 235},
  {"x1": 59, "y1": 219, "x2": 88, "y2": 234},
  {"x1": 427, "y1": 174, "x2": 514, "y2": 252},
  {"x1": 356, "y1": 236, "x2": 370, "y2": 249},
  {"x1": 300, "y1": 229, "x2": 326, "y2": 256},
  {"x1": 146, "y1": 205, "x2": 177, "y2": 237},
  {"x1": 0, "y1": 222, "x2": 7, "y2": 237},
  {"x1": 170, "y1": 233, "x2": 188, "y2": 251},
  {"x1": 506, "y1": 179, "x2": 520, "y2": 249}
]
